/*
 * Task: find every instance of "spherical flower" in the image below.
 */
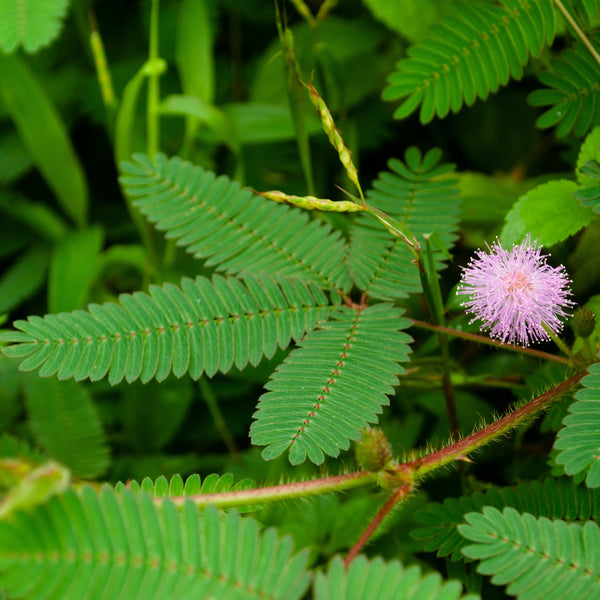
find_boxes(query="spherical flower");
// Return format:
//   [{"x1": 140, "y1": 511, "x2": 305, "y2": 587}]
[{"x1": 457, "y1": 235, "x2": 574, "y2": 346}]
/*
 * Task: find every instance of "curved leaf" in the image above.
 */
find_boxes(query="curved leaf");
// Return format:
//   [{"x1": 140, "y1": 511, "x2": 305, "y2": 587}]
[
  {"x1": 383, "y1": 0, "x2": 556, "y2": 122},
  {"x1": 251, "y1": 304, "x2": 413, "y2": 465},
  {"x1": 314, "y1": 555, "x2": 478, "y2": 600},
  {"x1": 460, "y1": 506, "x2": 600, "y2": 600},
  {"x1": 0, "y1": 488, "x2": 311, "y2": 600},
  {"x1": 0, "y1": 54, "x2": 88, "y2": 227},
  {"x1": 347, "y1": 147, "x2": 460, "y2": 300},
  {"x1": 0, "y1": 0, "x2": 69, "y2": 54},
  {"x1": 0, "y1": 274, "x2": 333, "y2": 384},
  {"x1": 119, "y1": 153, "x2": 351, "y2": 290},
  {"x1": 412, "y1": 477, "x2": 600, "y2": 561},
  {"x1": 554, "y1": 362, "x2": 600, "y2": 487}
]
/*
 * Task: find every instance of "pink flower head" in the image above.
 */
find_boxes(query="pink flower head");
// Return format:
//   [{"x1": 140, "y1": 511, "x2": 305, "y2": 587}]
[{"x1": 457, "y1": 235, "x2": 574, "y2": 346}]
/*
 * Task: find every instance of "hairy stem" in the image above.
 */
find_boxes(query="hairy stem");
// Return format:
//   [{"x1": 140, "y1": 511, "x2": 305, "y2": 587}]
[
  {"x1": 163, "y1": 471, "x2": 376, "y2": 508},
  {"x1": 411, "y1": 319, "x2": 570, "y2": 365},
  {"x1": 344, "y1": 484, "x2": 411, "y2": 567},
  {"x1": 408, "y1": 369, "x2": 585, "y2": 477}
]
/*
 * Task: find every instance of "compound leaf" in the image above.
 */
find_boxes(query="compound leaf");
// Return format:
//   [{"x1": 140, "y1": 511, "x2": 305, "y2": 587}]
[
  {"x1": 460, "y1": 506, "x2": 600, "y2": 600},
  {"x1": 554, "y1": 362, "x2": 600, "y2": 488},
  {"x1": 0, "y1": 274, "x2": 333, "y2": 384},
  {"x1": 120, "y1": 154, "x2": 350, "y2": 291},
  {"x1": 347, "y1": 147, "x2": 460, "y2": 300},
  {"x1": 0, "y1": 489, "x2": 311, "y2": 600},
  {"x1": 251, "y1": 304, "x2": 412, "y2": 465}
]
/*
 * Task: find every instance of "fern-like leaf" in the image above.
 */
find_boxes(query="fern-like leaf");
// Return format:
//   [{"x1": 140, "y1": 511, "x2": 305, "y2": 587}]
[
  {"x1": 0, "y1": 488, "x2": 311, "y2": 600},
  {"x1": 314, "y1": 555, "x2": 479, "y2": 600},
  {"x1": 0, "y1": 0, "x2": 69, "y2": 54},
  {"x1": 460, "y1": 506, "x2": 600, "y2": 600},
  {"x1": 554, "y1": 362, "x2": 600, "y2": 487},
  {"x1": 0, "y1": 274, "x2": 332, "y2": 384},
  {"x1": 529, "y1": 33, "x2": 600, "y2": 137},
  {"x1": 412, "y1": 477, "x2": 600, "y2": 561},
  {"x1": 119, "y1": 154, "x2": 351, "y2": 290},
  {"x1": 22, "y1": 375, "x2": 110, "y2": 479},
  {"x1": 250, "y1": 304, "x2": 412, "y2": 465},
  {"x1": 346, "y1": 147, "x2": 460, "y2": 300},
  {"x1": 383, "y1": 0, "x2": 556, "y2": 122}
]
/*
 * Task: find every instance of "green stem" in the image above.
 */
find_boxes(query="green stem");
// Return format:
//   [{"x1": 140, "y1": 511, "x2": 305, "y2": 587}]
[
  {"x1": 411, "y1": 319, "x2": 570, "y2": 365},
  {"x1": 542, "y1": 322, "x2": 585, "y2": 367},
  {"x1": 198, "y1": 378, "x2": 240, "y2": 462},
  {"x1": 147, "y1": 0, "x2": 161, "y2": 157},
  {"x1": 552, "y1": 0, "x2": 600, "y2": 68}
]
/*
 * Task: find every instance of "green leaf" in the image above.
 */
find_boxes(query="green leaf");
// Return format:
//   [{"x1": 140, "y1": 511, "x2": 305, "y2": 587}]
[
  {"x1": 460, "y1": 506, "x2": 600, "y2": 600},
  {"x1": 576, "y1": 126, "x2": 600, "y2": 186},
  {"x1": 362, "y1": 0, "x2": 455, "y2": 42},
  {"x1": 0, "y1": 0, "x2": 69, "y2": 54},
  {"x1": 0, "y1": 243, "x2": 49, "y2": 315},
  {"x1": 384, "y1": 0, "x2": 556, "y2": 122},
  {"x1": 22, "y1": 375, "x2": 110, "y2": 479},
  {"x1": 0, "y1": 54, "x2": 88, "y2": 227},
  {"x1": 222, "y1": 102, "x2": 322, "y2": 144},
  {"x1": 346, "y1": 146, "x2": 460, "y2": 300},
  {"x1": 175, "y1": 0, "x2": 215, "y2": 104},
  {"x1": 501, "y1": 179, "x2": 594, "y2": 247},
  {"x1": 314, "y1": 555, "x2": 479, "y2": 600},
  {"x1": 119, "y1": 153, "x2": 351, "y2": 290},
  {"x1": 0, "y1": 491, "x2": 311, "y2": 600},
  {"x1": 1, "y1": 274, "x2": 333, "y2": 384},
  {"x1": 48, "y1": 226, "x2": 104, "y2": 313},
  {"x1": 412, "y1": 477, "x2": 600, "y2": 561},
  {"x1": 528, "y1": 33, "x2": 600, "y2": 137},
  {"x1": 0, "y1": 130, "x2": 32, "y2": 182},
  {"x1": 554, "y1": 362, "x2": 600, "y2": 488},
  {"x1": 251, "y1": 304, "x2": 412, "y2": 465}
]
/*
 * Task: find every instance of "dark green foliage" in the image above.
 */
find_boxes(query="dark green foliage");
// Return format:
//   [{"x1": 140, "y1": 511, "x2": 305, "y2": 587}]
[
  {"x1": 120, "y1": 154, "x2": 351, "y2": 290},
  {"x1": 251, "y1": 304, "x2": 412, "y2": 464},
  {"x1": 529, "y1": 34, "x2": 600, "y2": 137},
  {"x1": 554, "y1": 362, "x2": 600, "y2": 487},
  {"x1": 0, "y1": 489, "x2": 311, "y2": 600},
  {"x1": 460, "y1": 507, "x2": 600, "y2": 600},
  {"x1": 412, "y1": 477, "x2": 600, "y2": 561},
  {"x1": 383, "y1": 0, "x2": 556, "y2": 122},
  {"x1": 0, "y1": 274, "x2": 333, "y2": 384},
  {"x1": 22, "y1": 375, "x2": 110, "y2": 479},
  {"x1": 347, "y1": 147, "x2": 460, "y2": 300}
]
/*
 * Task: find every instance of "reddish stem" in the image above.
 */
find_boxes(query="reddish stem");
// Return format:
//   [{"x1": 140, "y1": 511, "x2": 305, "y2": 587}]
[
  {"x1": 410, "y1": 319, "x2": 570, "y2": 365},
  {"x1": 344, "y1": 484, "x2": 411, "y2": 568}
]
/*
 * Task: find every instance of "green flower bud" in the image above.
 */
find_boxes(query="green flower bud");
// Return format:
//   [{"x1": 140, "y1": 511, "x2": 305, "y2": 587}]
[
  {"x1": 571, "y1": 307, "x2": 596, "y2": 338},
  {"x1": 355, "y1": 427, "x2": 392, "y2": 472}
]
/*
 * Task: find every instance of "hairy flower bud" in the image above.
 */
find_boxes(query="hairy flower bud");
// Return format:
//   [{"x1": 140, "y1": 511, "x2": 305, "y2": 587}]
[
  {"x1": 571, "y1": 307, "x2": 596, "y2": 338},
  {"x1": 355, "y1": 427, "x2": 392, "y2": 472}
]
